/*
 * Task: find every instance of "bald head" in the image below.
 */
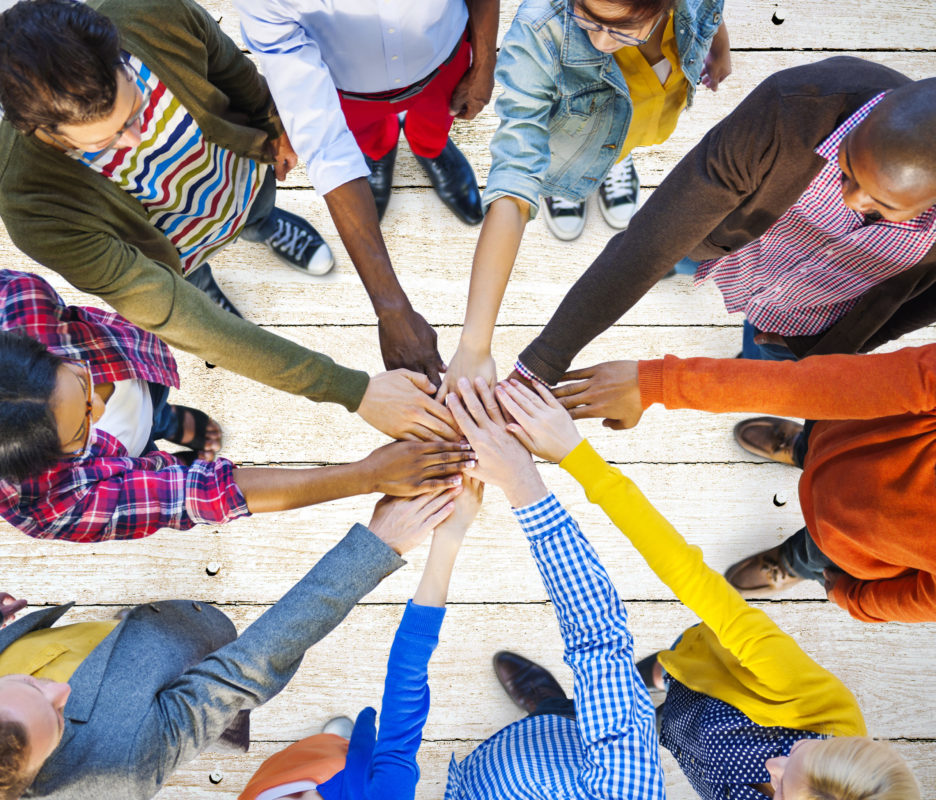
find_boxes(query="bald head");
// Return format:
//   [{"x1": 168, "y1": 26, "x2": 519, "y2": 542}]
[
  {"x1": 839, "y1": 78, "x2": 936, "y2": 222},
  {"x1": 857, "y1": 79, "x2": 936, "y2": 193}
]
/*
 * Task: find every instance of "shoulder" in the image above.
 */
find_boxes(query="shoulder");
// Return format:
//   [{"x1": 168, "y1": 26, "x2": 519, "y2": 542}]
[
  {"x1": 93, "y1": 0, "x2": 217, "y2": 42},
  {"x1": 758, "y1": 57, "x2": 911, "y2": 103}
]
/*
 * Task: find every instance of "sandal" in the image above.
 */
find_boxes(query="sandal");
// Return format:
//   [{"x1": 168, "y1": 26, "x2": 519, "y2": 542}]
[{"x1": 164, "y1": 405, "x2": 222, "y2": 457}]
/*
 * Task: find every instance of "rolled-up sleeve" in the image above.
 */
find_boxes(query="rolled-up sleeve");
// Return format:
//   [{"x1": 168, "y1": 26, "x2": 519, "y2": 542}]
[
  {"x1": 235, "y1": 0, "x2": 369, "y2": 196},
  {"x1": 482, "y1": 16, "x2": 559, "y2": 218},
  {"x1": 14, "y1": 453, "x2": 250, "y2": 544}
]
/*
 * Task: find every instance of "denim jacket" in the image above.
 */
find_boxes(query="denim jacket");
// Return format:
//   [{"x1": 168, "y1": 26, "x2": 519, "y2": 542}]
[{"x1": 483, "y1": 0, "x2": 724, "y2": 216}]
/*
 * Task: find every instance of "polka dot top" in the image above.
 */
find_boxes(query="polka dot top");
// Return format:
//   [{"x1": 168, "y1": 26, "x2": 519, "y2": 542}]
[{"x1": 660, "y1": 677, "x2": 827, "y2": 800}]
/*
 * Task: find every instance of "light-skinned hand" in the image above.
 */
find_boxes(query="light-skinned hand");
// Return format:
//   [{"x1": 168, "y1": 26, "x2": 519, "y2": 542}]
[
  {"x1": 361, "y1": 440, "x2": 476, "y2": 495},
  {"x1": 436, "y1": 344, "x2": 496, "y2": 401},
  {"x1": 368, "y1": 488, "x2": 461, "y2": 555},
  {"x1": 433, "y1": 475, "x2": 484, "y2": 544},
  {"x1": 495, "y1": 378, "x2": 582, "y2": 463},
  {"x1": 0, "y1": 593, "x2": 26, "y2": 627},
  {"x1": 552, "y1": 361, "x2": 644, "y2": 430},
  {"x1": 700, "y1": 22, "x2": 732, "y2": 92},
  {"x1": 357, "y1": 369, "x2": 459, "y2": 442},
  {"x1": 445, "y1": 377, "x2": 547, "y2": 507}
]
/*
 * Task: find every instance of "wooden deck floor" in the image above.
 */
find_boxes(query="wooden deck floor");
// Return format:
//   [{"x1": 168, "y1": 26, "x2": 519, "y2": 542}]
[{"x1": 0, "y1": 2, "x2": 934, "y2": 797}]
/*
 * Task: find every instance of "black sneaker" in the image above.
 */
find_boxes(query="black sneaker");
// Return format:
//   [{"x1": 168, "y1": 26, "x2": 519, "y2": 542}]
[
  {"x1": 597, "y1": 154, "x2": 640, "y2": 229},
  {"x1": 541, "y1": 194, "x2": 586, "y2": 241},
  {"x1": 265, "y1": 208, "x2": 335, "y2": 275}
]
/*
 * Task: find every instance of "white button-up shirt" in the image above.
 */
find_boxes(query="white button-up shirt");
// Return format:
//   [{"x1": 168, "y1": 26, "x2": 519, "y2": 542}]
[{"x1": 235, "y1": 0, "x2": 468, "y2": 195}]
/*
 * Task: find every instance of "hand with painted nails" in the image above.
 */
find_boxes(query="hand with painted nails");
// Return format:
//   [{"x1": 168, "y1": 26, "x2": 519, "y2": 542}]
[
  {"x1": 495, "y1": 379, "x2": 583, "y2": 463},
  {"x1": 361, "y1": 440, "x2": 476, "y2": 496},
  {"x1": 445, "y1": 377, "x2": 547, "y2": 508},
  {"x1": 368, "y1": 488, "x2": 461, "y2": 555}
]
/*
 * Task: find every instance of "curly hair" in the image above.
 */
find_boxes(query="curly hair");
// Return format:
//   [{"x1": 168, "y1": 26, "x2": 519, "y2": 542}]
[{"x1": 0, "y1": 0, "x2": 122, "y2": 133}]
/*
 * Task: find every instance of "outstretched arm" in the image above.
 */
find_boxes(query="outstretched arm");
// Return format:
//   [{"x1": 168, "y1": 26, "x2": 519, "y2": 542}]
[
  {"x1": 355, "y1": 480, "x2": 484, "y2": 800},
  {"x1": 446, "y1": 379, "x2": 664, "y2": 799},
  {"x1": 499, "y1": 379, "x2": 866, "y2": 736},
  {"x1": 553, "y1": 345, "x2": 936, "y2": 429}
]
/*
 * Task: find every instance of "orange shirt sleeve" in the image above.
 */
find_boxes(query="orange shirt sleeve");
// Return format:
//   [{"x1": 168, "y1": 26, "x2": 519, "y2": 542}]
[
  {"x1": 638, "y1": 344, "x2": 936, "y2": 420},
  {"x1": 831, "y1": 571, "x2": 936, "y2": 623}
]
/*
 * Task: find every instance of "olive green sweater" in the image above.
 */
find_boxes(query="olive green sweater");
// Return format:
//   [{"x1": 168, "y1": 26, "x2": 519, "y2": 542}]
[{"x1": 0, "y1": 0, "x2": 370, "y2": 410}]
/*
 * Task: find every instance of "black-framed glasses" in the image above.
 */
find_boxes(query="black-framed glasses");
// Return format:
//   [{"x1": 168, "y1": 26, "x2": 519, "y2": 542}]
[
  {"x1": 568, "y1": 4, "x2": 665, "y2": 46},
  {"x1": 60, "y1": 358, "x2": 94, "y2": 459},
  {"x1": 44, "y1": 60, "x2": 152, "y2": 163}
]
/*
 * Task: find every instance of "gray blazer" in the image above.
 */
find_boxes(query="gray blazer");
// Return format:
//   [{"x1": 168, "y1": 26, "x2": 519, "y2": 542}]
[{"x1": 10, "y1": 524, "x2": 405, "y2": 799}]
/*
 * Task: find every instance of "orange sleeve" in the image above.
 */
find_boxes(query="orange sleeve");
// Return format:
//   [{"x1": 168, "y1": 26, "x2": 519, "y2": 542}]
[
  {"x1": 637, "y1": 344, "x2": 936, "y2": 420},
  {"x1": 831, "y1": 571, "x2": 936, "y2": 623}
]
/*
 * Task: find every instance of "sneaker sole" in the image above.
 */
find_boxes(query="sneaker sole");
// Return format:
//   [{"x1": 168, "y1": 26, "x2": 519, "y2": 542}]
[
  {"x1": 597, "y1": 197, "x2": 637, "y2": 230},
  {"x1": 542, "y1": 210, "x2": 586, "y2": 241}
]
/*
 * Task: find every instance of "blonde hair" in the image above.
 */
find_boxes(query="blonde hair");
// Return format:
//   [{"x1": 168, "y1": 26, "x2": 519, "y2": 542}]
[{"x1": 801, "y1": 737, "x2": 920, "y2": 800}]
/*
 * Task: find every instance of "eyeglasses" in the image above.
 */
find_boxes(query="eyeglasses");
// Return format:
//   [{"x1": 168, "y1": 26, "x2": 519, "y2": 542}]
[
  {"x1": 45, "y1": 61, "x2": 152, "y2": 163},
  {"x1": 60, "y1": 359, "x2": 95, "y2": 459},
  {"x1": 568, "y1": 4, "x2": 665, "y2": 46}
]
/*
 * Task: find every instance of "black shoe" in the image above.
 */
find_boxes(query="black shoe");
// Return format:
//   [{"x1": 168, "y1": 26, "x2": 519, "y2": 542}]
[
  {"x1": 493, "y1": 651, "x2": 567, "y2": 715},
  {"x1": 185, "y1": 264, "x2": 244, "y2": 319},
  {"x1": 412, "y1": 138, "x2": 483, "y2": 225},
  {"x1": 264, "y1": 208, "x2": 335, "y2": 275},
  {"x1": 365, "y1": 143, "x2": 397, "y2": 223}
]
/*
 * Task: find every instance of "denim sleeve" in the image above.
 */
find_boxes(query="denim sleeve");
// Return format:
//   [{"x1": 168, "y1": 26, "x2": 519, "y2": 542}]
[{"x1": 482, "y1": 15, "x2": 560, "y2": 219}]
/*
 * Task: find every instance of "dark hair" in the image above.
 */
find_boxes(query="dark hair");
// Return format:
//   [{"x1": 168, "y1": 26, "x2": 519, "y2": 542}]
[
  {"x1": 0, "y1": 717, "x2": 33, "y2": 800},
  {"x1": 0, "y1": 331, "x2": 65, "y2": 483},
  {"x1": 577, "y1": 0, "x2": 678, "y2": 27},
  {"x1": 0, "y1": 0, "x2": 122, "y2": 134}
]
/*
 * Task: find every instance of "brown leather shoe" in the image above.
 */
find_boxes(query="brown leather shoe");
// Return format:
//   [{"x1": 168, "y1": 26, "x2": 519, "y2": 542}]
[
  {"x1": 724, "y1": 544, "x2": 804, "y2": 597},
  {"x1": 493, "y1": 651, "x2": 567, "y2": 714},
  {"x1": 733, "y1": 416, "x2": 803, "y2": 466}
]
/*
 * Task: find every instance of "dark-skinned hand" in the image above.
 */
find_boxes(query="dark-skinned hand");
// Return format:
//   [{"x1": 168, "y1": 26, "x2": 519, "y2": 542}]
[{"x1": 378, "y1": 306, "x2": 446, "y2": 388}]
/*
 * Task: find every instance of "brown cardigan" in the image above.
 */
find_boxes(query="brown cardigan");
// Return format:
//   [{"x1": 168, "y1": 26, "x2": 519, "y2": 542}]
[{"x1": 519, "y1": 57, "x2": 936, "y2": 385}]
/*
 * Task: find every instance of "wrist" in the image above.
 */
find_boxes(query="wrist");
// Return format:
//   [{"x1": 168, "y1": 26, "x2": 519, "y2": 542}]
[
  {"x1": 374, "y1": 297, "x2": 413, "y2": 318},
  {"x1": 351, "y1": 457, "x2": 378, "y2": 495},
  {"x1": 505, "y1": 470, "x2": 549, "y2": 508}
]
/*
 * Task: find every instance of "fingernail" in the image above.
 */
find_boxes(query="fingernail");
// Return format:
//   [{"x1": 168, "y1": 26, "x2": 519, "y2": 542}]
[
  {"x1": 464, "y1": 460, "x2": 476, "y2": 469},
  {"x1": 451, "y1": 475, "x2": 463, "y2": 484},
  {"x1": 460, "y1": 442, "x2": 471, "y2": 449}
]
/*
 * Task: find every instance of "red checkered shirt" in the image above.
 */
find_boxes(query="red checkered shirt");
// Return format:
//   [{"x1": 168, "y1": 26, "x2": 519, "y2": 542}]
[
  {"x1": 694, "y1": 93, "x2": 936, "y2": 336},
  {"x1": 0, "y1": 270, "x2": 249, "y2": 542}
]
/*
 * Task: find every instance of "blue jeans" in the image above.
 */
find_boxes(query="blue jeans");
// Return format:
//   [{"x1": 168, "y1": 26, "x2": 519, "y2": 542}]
[
  {"x1": 741, "y1": 320, "x2": 798, "y2": 361},
  {"x1": 144, "y1": 382, "x2": 176, "y2": 453},
  {"x1": 238, "y1": 166, "x2": 278, "y2": 243},
  {"x1": 779, "y1": 527, "x2": 840, "y2": 583}
]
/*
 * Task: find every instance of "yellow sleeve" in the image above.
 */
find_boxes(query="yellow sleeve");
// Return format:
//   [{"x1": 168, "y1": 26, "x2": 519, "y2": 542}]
[{"x1": 560, "y1": 439, "x2": 864, "y2": 732}]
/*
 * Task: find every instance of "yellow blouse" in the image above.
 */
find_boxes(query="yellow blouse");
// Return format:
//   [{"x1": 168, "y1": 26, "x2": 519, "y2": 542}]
[
  {"x1": 0, "y1": 621, "x2": 119, "y2": 682},
  {"x1": 560, "y1": 439, "x2": 866, "y2": 737},
  {"x1": 613, "y1": 13, "x2": 689, "y2": 160}
]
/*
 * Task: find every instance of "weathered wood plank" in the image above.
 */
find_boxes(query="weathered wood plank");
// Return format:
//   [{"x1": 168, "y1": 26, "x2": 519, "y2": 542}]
[
  {"x1": 49, "y1": 602, "x2": 936, "y2": 740},
  {"x1": 0, "y1": 461, "x2": 816, "y2": 604},
  {"x1": 204, "y1": 1, "x2": 936, "y2": 56}
]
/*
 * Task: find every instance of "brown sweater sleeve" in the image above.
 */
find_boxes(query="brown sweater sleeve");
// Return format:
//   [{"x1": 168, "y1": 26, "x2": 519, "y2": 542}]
[
  {"x1": 638, "y1": 345, "x2": 936, "y2": 420},
  {"x1": 517, "y1": 68, "x2": 787, "y2": 385}
]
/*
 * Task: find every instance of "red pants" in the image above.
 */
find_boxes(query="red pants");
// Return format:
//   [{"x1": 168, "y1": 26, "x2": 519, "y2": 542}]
[{"x1": 338, "y1": 35, "x2": 471, "y2": 160}]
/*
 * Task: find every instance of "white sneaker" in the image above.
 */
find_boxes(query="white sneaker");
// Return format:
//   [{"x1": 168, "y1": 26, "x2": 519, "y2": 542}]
[
  {"x1": 597, "y1": 154, "x2": 640, "y2": 229},
  {"x1": 322, "y1": 716, "x2": 354, "y2": 739},
  {"x1": 541, "y1": 194, "x2": 587, "y2": 241}
]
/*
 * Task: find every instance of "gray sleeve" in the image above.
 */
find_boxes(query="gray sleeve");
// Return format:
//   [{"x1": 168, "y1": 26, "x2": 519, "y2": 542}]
[{"x1": 143, "y1": 524, "x2": 405, "y2": 777}]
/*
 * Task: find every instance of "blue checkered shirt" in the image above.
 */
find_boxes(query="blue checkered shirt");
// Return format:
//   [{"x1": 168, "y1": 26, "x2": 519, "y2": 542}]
[{"x1": 444, "y1": 493, "x2": 665, "y2": 799}]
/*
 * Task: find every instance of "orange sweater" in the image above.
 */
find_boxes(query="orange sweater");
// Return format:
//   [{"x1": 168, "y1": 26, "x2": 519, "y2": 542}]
[
  {"x1": 238, "y1": 734, "x2": 347, "y2": 800},
  {"x1": 638, "y1": 345, "x2": 936, "y2": 623}
]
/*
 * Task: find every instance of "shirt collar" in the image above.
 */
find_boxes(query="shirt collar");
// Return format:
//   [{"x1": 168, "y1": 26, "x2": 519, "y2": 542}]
[{"x1": 815, "y1": 91, "x2": 887, "y2": 161}]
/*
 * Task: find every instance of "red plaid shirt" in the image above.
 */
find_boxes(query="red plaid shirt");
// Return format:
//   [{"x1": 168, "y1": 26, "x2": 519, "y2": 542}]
[
  {"x1": 695, "y1": 93, "x2": 936, "y2": 336},
  {"x1": 0, "y1": 270, "x2": 249, "y2": 542}
]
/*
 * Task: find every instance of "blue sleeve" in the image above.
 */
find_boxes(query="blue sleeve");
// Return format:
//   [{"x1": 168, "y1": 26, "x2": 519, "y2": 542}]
[
  {"x1": 365, "y1": 600, "x2": 446, "y2": 800},
  {"x1": 513, "y1": 494, "x2": 666, "y2": 800}
]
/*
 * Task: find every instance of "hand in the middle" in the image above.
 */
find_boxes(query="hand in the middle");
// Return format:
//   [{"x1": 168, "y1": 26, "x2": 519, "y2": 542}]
[{"x1": 445, "y1": 377, "x2": 547, "y2": 508}]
